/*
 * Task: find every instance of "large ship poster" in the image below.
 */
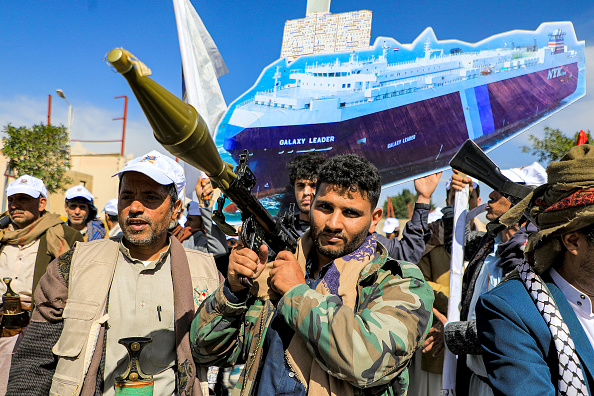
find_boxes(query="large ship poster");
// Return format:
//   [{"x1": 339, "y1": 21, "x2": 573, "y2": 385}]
[{"x1": 213, "y1": 20, "x2": 585, "y2": 211}]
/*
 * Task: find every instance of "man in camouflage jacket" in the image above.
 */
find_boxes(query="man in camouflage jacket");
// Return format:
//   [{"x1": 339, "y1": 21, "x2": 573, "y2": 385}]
[{"x1": 191, "y1": 154, "x2": 434, "y2": 396}]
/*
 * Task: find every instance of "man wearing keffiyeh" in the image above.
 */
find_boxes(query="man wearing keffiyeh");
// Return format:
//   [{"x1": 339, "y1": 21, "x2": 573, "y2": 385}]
[{"x1": 477, "y1": 144, "x2": 594, "y2": 396}]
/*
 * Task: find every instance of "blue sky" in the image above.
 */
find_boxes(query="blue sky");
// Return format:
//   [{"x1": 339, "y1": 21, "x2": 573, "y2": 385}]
[{"x1": 1, "y1": 0, "x2": 593, "y2": 205}]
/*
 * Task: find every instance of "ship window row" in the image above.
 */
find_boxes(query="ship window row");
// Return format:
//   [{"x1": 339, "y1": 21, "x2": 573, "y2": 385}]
[
  {"x1": 314, "y1": 70, "x2": 366, "y2": 75},
  {"x1": 312, "y1": 72, "x2": 352, "y2": 77},
  {"x1": 303, "y1": 82, "x2": 353, "y2": 88}
]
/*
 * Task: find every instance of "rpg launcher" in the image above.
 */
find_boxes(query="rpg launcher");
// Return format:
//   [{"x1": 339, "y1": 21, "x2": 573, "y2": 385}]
[
  {"x1": 107, "y1": 48, "x2": 298, "y2": 286},
  {"x1": 449, "y1": 139, "x2": 533, "y2": 235}
]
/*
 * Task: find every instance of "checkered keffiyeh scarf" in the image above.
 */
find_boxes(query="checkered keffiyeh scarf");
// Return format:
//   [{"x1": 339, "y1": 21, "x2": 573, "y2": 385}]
[{"x1": 518, "y1": 261, "x2": 589, "y2": 395}]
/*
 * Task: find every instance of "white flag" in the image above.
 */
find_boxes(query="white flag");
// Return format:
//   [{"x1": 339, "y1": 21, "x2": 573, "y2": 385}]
[
  {"x1": 173, "y1": 0, "x2": 229, "y2": 198},
  {"x1": 441, "y1": 187, "x2": 469, "y2": 395}
]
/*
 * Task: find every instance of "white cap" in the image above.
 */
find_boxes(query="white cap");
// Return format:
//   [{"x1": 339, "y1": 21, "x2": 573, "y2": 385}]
[
  {"x1": 103, "y1": 198, "x2": 118, "y2": 216},
  {"x1": 6, "y1": 175, "x2": 47, "y2": 198},
  {"x1": 65, "y1": 185, "x2": 94, "y2": 202},
  {"x1": 113, "y1": 150, "x2": 186, "y2": 197},
  {"x1": 501, "y1": 162, "x2": 547, "y2": 187},
  {"x1": 382, "y1": 217, "x2": 400, "y2": 234},
  {"x1": 428, "y1": 207, "x2": 444, "y2": 224},
  {"x1": 187, "y1": 201, "x2": 202, "y2": 216}
]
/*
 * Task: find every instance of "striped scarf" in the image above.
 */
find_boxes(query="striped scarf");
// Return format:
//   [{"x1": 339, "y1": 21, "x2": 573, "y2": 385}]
[{"x1": 518, "y1": 261, "x2": 589, "y2": 395}]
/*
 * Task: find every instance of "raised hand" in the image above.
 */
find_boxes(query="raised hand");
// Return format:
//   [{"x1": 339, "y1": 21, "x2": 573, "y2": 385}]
[{"x1": 414, "y1": 172, "x2": 442, "y2": 204}]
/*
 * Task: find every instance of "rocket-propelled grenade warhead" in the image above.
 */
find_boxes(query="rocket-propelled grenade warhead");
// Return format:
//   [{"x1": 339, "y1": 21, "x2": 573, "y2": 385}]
[
  {"x1": 106, "y1": 48, "x2": 236, "y2": 190},
  {"x1": 107, "y1": 48, "x2": 299, "y2": 279}
]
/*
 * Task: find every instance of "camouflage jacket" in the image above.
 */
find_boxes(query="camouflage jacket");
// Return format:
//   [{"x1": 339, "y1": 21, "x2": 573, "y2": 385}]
[{"x1": 190, "y1": 240, "x2": 434, "y2": 396}]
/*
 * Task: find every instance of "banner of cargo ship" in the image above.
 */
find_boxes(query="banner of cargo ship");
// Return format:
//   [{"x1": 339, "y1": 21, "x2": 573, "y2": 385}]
[{"x1": 213, "y1": 21, "x2": 585, "y2": 211}]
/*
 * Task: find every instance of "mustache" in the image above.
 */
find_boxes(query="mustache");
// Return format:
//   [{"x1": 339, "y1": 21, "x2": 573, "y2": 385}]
[
  {"x1": 317, "y1": 227, "x2": 346, "y2": 241},
  {"x1": 124, "y1": 213, "x2": 153, "y2": 226},
  {"x1": 9, "y1": 210, "x2": 25, "y2": 215}
]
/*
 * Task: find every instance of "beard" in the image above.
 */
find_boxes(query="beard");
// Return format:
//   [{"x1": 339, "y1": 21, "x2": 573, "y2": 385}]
[
  {"x1": 311, "y1": 224, "x2": 370, "y2": 260},
  {"x1": 68, "y1": 216, "x2": 86, "y2": 226},
  {"x1": 122, "y1": 212, "x2": 170, "y2": 246}
]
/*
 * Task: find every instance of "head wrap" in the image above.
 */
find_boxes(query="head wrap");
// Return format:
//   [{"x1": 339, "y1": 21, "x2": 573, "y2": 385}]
[{"x1": 500, "y1": 144, "x2": 594, "y2": 273}]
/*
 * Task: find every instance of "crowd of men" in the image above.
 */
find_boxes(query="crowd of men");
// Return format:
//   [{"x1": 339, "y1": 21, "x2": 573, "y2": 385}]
[{"x1": 0, "y1": 145, "x2": 593, "y2": 396}]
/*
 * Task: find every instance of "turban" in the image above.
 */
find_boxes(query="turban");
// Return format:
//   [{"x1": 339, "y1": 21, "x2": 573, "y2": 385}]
[{"x1": 500, "y1": 144, "x2": 594, "y2": 273}]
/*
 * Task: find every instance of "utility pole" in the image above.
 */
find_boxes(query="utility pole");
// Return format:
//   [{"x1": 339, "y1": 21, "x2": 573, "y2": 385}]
[{"x1": 113, "y1": 96, "x2": 128, "y2": 156}]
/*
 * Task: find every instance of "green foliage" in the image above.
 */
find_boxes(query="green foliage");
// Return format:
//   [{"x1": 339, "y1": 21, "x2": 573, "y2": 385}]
[
  {"x1": 383, "y1": 189, "x2": 416, "y2": 219},
  {"x1": 2, "y1": 123, "x2": 72, "y2": 193},
  {"x1": 521, "y1": 127, "x2": 592, "y2": 164}
]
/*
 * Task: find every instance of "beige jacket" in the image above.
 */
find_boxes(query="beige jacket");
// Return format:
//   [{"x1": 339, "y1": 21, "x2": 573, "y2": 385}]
[{"x1": 15, "y1": 236, "x2": 221, "y2": 396}]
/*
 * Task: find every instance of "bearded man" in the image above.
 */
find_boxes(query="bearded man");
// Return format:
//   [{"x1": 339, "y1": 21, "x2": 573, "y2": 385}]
[
  {"x1": 191, "y1": 154, "x2": 434, "y2": 396},
  {"x1": 0, "y1": 175, "x2": 82, "y2": 394},
  {"x1": 437, "y1": 163, "x2": 545, "y2": 396},
  {"x1": 7, "y1": 151, "x2": 222, "y2": 396}
]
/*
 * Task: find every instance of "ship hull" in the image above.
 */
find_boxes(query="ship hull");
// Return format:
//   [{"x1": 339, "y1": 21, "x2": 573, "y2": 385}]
[{"x1": 224, "y1": 62, "x2": 579, "y2": 194}]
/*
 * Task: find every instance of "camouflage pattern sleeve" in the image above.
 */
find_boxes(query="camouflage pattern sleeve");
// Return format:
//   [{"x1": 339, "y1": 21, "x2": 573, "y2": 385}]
[
  {"x1": 277, "y1": 262, "x2": 434, "y2": 388},
  {"x1": 190, "y1": 284, "x2": 255, "y2": 367}
]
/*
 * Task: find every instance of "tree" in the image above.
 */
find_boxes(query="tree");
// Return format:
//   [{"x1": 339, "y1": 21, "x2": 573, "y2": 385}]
[
  {"x1": 384, "y1": 189, "x2": 416, "y2": 219},
  {"x1": 521, "y1": 127, "x2": 592, "y2": 164},
  {"x1": 2, "y1": 123, "x2": 72, "y2": 193}
]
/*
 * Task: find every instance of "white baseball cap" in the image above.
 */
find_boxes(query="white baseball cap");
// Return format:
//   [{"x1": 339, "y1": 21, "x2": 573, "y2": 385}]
[
  {"x1": 6, "y1": 175, "x2": 48, "y2": 198},
  {"x1": 501, "y1": 162, "x2": 547, "y2": 187},
  {"x1": 103, "y1": 198, "x2": 118, "y2": 216},
  {"x1": 113, "y1": 150, "x2": 186, "y2": 197},
  {"x1": 382, "y1": 217, "x2": 400, "y2": 234},
  {"x1": 65, "y1": 185, "x2": 94, "y2": 202},
  {"x1": 187, "y1": 201, "x2": 202, "y2": 216},
  {"x1": 428, "y1": 207, "x2": 444, "y2": 224}
]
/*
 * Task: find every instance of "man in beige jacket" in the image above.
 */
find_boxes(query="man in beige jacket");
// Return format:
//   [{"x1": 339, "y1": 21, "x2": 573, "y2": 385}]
[
  {"x1": 0, "y1": 175, "x2": 82, "y2": 394},
  {"x1": 7, "y1": 151, "x2": 222, "y2": 396}
]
